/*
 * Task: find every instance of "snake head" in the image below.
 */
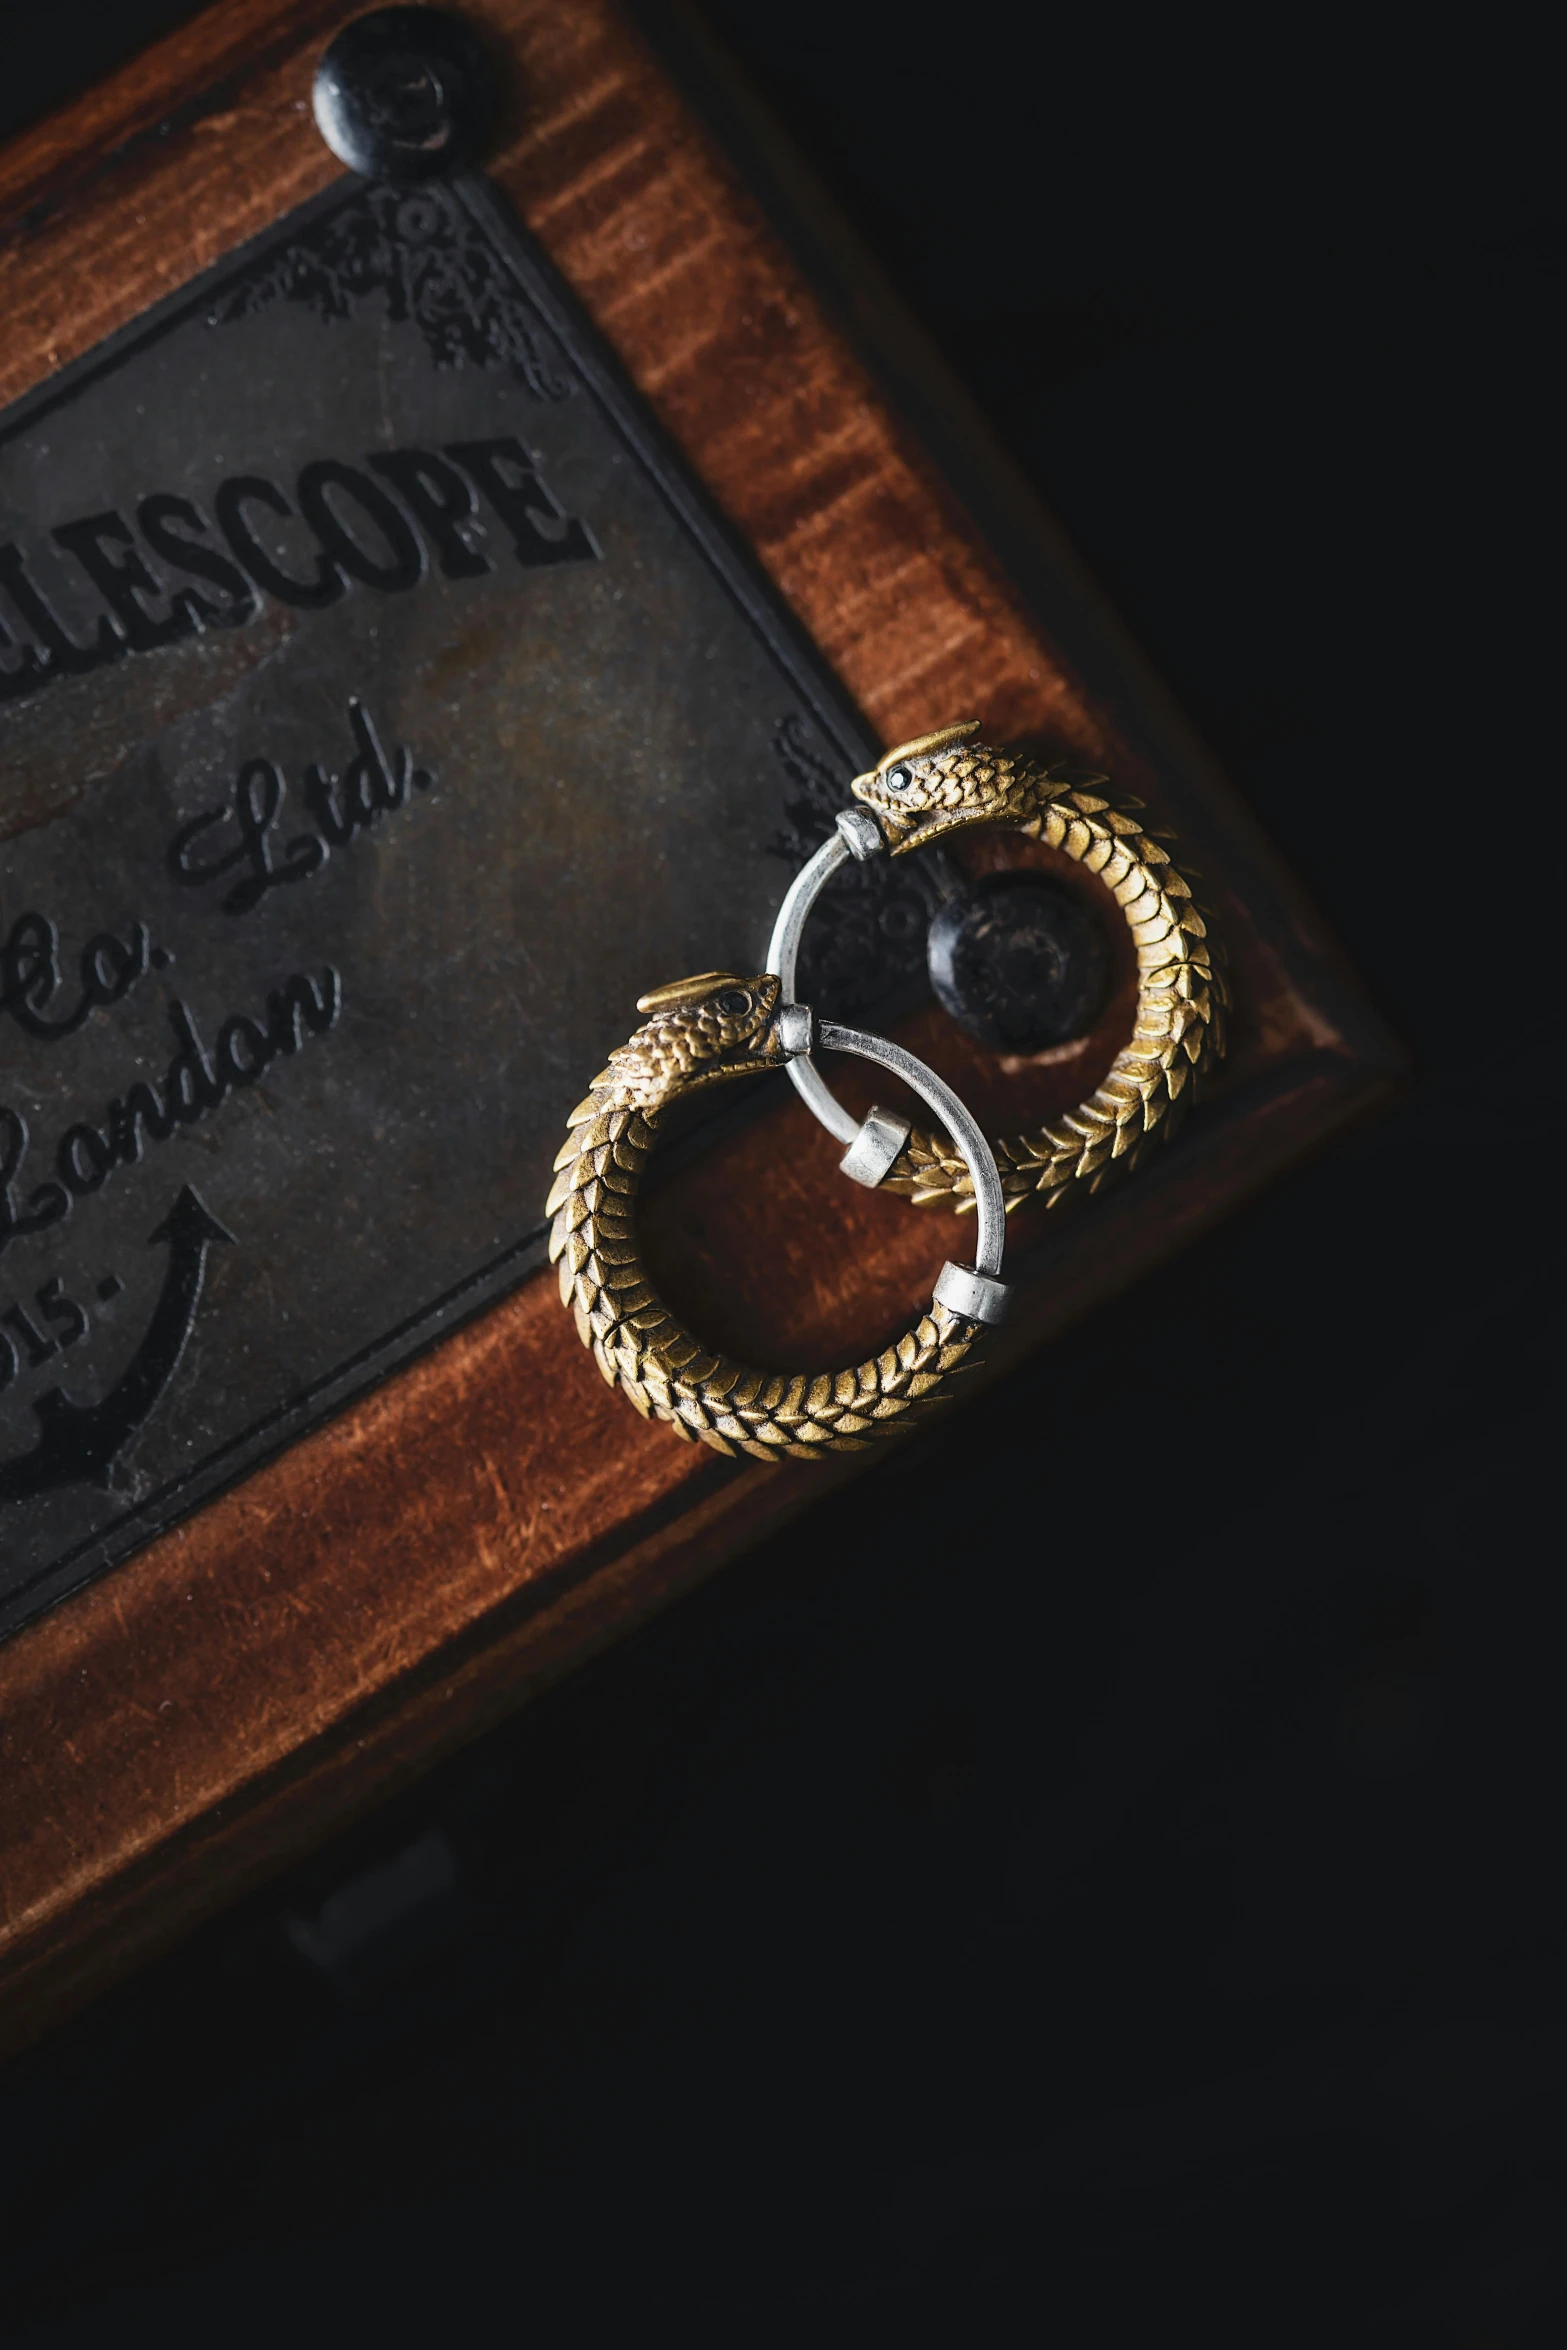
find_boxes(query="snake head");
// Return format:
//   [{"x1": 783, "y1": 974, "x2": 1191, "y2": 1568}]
[
  {"x1": 604, "y1": 971, "x2": 787, "y2": 1109},
  {"x1": 850, "y1": 720, "x2": 1023, "y2": 852}
]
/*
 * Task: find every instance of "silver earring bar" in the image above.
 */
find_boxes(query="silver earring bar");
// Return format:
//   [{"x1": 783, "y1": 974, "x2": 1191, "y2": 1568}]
[
  {"x1": 772, "y1": 995, "x2": 1009, "y2": 1327},
  {"x1": 766, "y1": 812, "x2": 925, "y2": 1189}
]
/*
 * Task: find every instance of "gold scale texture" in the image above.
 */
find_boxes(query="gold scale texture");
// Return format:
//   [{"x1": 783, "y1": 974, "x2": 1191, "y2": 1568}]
[
  {"x1": 546, "y1": 973, "x2": 979, "y2": 1462},
  {"x1": 849, "y1": 730, "x2": 1228, "y2": 1209}
]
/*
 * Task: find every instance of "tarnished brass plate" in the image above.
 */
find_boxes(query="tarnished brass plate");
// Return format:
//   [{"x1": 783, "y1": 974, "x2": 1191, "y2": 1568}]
[{"x1": 0, "y1": 177, "x2": 926, "y2": 1635}]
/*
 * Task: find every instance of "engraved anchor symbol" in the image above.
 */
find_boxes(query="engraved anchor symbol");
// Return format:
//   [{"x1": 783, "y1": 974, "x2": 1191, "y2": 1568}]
[{"x1": 0, "y1": 1186, "x2": 233, "y2": 1504}]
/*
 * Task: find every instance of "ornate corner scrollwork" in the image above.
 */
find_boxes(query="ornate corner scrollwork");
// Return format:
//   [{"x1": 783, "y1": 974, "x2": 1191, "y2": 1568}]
[{"x1": 210, "y1": 186, "x2": 572, "y2": 399}]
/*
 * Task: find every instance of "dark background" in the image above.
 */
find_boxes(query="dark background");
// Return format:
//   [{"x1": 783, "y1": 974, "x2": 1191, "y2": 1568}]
[{"x1": 1, "y1": 5, "x2": 1558, "y2": 2342}]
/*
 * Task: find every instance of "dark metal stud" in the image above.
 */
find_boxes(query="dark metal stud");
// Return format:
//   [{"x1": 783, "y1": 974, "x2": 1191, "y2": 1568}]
[
  {"x1": 312, "y1": 7, "x2": 495, "y2": 183},
  {"x1": 927, "y1": 871, "x2": 1110, "y2": 1053}
]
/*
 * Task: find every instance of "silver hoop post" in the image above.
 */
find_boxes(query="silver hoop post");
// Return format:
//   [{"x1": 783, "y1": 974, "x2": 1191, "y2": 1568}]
[
  {"x1": 776, "y1": 1001, "x2": 1011, "y2": 1326},
  {"x1": 765, "y1": 829, "x2": 861, "y2": 1147},
  {"x1": 767, "y1": 817, "x2": 937, "y2": 1200}
]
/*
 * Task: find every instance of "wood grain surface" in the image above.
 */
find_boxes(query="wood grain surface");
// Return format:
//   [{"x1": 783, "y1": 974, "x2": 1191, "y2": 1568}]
[{"x1": 0, "y1": 0, "x2": 1399, "y2": 2053}]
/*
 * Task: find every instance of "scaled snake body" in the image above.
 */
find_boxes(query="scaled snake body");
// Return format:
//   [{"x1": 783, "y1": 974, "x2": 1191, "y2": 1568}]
[
  {"x1": 839, "y1": 723, "x2": 1227, "y2": 1210},
  {"x1": 547, "y1": 973, "x2": 982, "y2": 1462}
]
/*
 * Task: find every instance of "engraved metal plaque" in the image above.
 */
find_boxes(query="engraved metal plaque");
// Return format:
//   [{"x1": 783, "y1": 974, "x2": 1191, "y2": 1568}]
[{"x1": 0, "y1": 178, "x2": 933, "y2": 1637}]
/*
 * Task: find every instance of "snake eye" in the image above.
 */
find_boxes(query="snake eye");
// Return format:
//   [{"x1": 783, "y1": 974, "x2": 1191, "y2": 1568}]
[
  {"x1": 714, "y1": 988, "x2": 753, "y2": 1018},
  {"x1": 884, "y1": 767, "x2": 910, "y2": 792}
]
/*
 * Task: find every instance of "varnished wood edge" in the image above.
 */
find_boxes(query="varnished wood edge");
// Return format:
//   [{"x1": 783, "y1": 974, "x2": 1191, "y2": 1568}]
[
  {"x1": 0, "y1": 1039, "x2": 1388, "y2": 2062},
  {"x1": 634, "y1": 0, "x2": 1405, "y2": 1082},
  {"x1": 0, "y1": 0, "x2": 344, "y2": 231},
  {"x1": 0, "y1": 1433, "x2": 831, "y2": 2058}
]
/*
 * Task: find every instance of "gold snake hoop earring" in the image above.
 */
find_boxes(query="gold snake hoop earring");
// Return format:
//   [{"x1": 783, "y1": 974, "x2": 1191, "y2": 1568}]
[
  {"x1": 546, "y1": 972, "x2": 1010, "y2": 1461},
  {"x1": 766, "y1": 721, "x2": 1228, "y2": 1213}
]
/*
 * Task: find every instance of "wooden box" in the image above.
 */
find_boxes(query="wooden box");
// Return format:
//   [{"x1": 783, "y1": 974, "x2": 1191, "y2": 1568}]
[{"x1": 0, "y1": 0, "x2": 1397, "y2": 2052}]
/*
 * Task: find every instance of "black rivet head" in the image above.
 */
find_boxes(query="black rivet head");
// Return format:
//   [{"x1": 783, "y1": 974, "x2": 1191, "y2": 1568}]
[
  {"x1": 927, "y1": 872, "x2": 1110, "y2": 1053},
  {"x1": 313, "y1": 8, "x2": 495, "y2": 183}
]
